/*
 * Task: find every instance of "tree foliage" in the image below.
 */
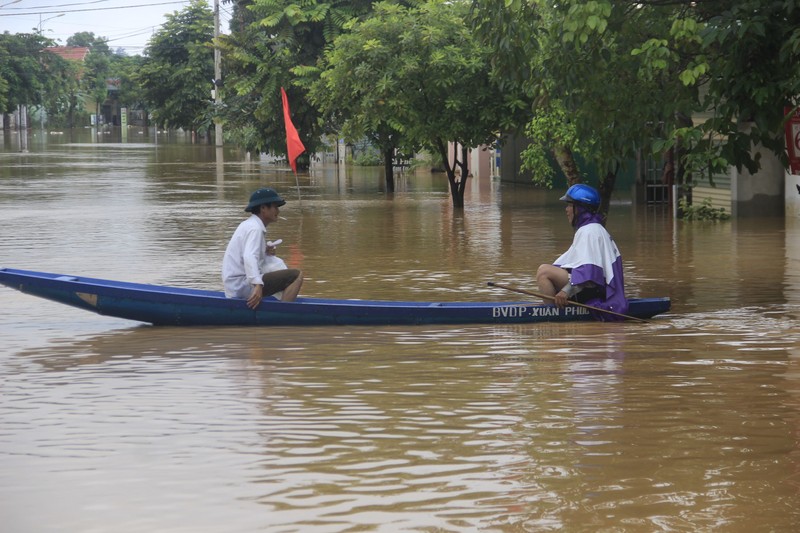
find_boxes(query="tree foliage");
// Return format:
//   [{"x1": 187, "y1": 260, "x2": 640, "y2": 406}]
[
  {"x1": 220, "y1": 0, "x2": 376, "y2": 158},
  {"x1": 474, "y1": 0, "x2": 697, "y2": 213},
  {"x1": 137, "y1": 0, "x2": 215, "y2": 133},
  {"x1": 311, "y1": 0, "x2": 509, "y2": 206},
  {"x1": 635, "y1": 0, "x2": 800, "y2": 177},
  {"x1": 41, "y1": 53, "x2": 83, "y2": 128},
  {"x1": 0, "y1": 31, "x2": 88, "y2": 128},
  {"x1": 1, "y1": 29, "x2": 149, "y2": 128},
  {"x1": 3, "y1": 0, "x2": 796, "y2": 218},
  {"x1": 474, "y1": 0, "x2": 800, "y2": 213},
  {"x1": 0, "y1": 32, "x2": 59, "y2": 113},
  {"x1": 67, "y1": 33, "x2": 113, "y2": 120},
  {"x1": 307, "y1": 2, "x2": 422, "y2": 191},
  {"x1": 0, "y1": 46, "x2": 8, "y2": 113},
  {"x1": 112, "y1": 54, "x2": 148, "y2": 117}
]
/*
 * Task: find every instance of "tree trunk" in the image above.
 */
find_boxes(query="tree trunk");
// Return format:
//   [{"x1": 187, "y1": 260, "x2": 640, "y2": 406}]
[
  {"x1": 454, "y1": 144, "x2": 469, "y2": 208},
  {"x1": 68, "y1": 95, "x2": 77, "y2": 128},
  {"x1": 673, "y1": 112, "x2": 694, "y2": 211},
  {"x1": 552, "y1": 144, "x2": 580, "y2": 185},
  {"x1": 383, "y1": 147, "x2": 395, "y2": 193},
  {"x1": 598, "y1": 166, "x2": 619, "y2": 220},
  {"x1": 437, "y1": 140, "x2": 468, "y2": 208}
]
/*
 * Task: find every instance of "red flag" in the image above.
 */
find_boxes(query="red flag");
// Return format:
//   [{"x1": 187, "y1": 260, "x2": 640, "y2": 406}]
[{"x1": 281, "y1": 87, "x2": 306, "y2": 173}]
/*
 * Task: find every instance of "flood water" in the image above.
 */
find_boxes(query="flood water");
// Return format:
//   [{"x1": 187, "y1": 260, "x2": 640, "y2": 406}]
[{"x1": 2, "y1": 129, "x2": 800, "y2": 532}]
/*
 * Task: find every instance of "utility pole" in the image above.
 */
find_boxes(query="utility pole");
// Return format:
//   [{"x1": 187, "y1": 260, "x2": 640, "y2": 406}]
[
  {"x1": 38, "y1": 12, "x2": 64, "y2": 33},
  {"x1": 213, "y1": 0, "x2": 223, "y2": 147}
]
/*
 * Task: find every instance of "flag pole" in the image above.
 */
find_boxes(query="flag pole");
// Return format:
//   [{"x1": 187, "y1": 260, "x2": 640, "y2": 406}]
[{"x1": 294, "y1": 169, "x2": 301, "y2": 203}]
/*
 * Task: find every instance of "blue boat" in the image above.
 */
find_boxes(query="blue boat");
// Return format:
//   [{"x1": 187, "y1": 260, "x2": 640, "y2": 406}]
[{"x1": 0, "y1": 268, "x2": 670, "y2": 326}]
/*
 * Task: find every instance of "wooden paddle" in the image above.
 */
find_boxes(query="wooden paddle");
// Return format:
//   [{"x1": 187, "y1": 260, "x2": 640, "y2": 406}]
[{"x1": 487, "y1": 282, "x2": 649, "y2": 323}]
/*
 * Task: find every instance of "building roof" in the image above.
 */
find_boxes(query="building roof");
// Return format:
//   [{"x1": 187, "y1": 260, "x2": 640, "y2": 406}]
[{"x1": 44, "y1": 46, "x2": 91, "y2": 62}]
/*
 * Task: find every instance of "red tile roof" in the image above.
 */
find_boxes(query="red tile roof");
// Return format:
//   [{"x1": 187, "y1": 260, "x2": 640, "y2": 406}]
[{"x1": 44, "y1": 46, "x2": 90, "y2": 62}]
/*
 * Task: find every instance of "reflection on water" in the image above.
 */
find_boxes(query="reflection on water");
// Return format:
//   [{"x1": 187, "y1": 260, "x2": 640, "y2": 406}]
[{"x1": 1, "y1": 132, "x2": 800, "y2": 532}]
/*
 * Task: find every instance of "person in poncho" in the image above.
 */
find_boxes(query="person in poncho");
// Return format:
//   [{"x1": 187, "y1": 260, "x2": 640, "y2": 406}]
[{"x1": 536, "y1": 184, "x2": 628, "y2": 321}]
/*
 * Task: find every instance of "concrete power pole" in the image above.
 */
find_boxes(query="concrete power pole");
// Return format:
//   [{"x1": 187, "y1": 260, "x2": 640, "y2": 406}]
[{"x1": 213, "y1": 0, "x2": 223, "y2": 147}]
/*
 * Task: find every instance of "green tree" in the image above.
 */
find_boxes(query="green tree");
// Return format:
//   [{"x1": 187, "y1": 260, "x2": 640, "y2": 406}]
[
  {"x1": 0, "y1": 32, "x2": 80, "y2": 128},
  {"x1": 473, "y1": 0, "x2": 699, "y2": 214},
  {"x1": 532, "y1": 1, "x2": 693, "y2": 212},
  {"x1": 0, "y1": 32, "x2": 52, "y2": 114},
  {"x1": 137, "y1": 0, "x2": 214, "y2": 135},
  {"x1": 68, "y1": 32, "x2": 113, "y2": 124},
  {"x1": 0, "y1": 40, "x2": 11, "y2": 114},
  {"x1": 635, "y1": 0, "x2": 800, "y2": 178},
  {"x1": 475, "y1": 0, "x2": 800, "y2": 214},
  {"x1": 41, "y1": 51, "x2": 83, "y2": 128},
  {"x1": 312, "y1": 1, "x2": 508, "y2": 207},
  {"x1": 307, "y1": 6, "x2": 421, "y2": 191},
  {"x1": 112, "y1": 54, "x2": 148, "y2": 125},
  {"x1": 220, "y1": 0, "x2": 376, "y2": 160}
]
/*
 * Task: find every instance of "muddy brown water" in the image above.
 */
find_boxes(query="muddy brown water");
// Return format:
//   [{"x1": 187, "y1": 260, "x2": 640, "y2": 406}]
[{"x1": 2, "y1": 130, "x2": 799, "y2": 532}]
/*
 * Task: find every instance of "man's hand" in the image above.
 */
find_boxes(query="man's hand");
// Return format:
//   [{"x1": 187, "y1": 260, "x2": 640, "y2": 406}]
[{"x1": 247, "y1": 284, "x2": 264, "y2": 309}]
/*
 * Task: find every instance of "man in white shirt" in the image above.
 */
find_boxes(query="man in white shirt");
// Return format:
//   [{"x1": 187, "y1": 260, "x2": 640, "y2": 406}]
[{"x1": 222, "y1": 188, "x2": 303, "y2": 307}]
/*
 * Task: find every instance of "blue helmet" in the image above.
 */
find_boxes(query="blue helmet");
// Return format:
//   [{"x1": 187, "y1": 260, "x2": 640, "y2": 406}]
[{"x1": 560, "y1": 184, "x2": 600, "y2": 208}]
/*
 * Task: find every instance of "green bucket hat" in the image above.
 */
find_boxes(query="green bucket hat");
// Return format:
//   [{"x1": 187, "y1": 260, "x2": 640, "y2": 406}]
[{"x1": 245, "y1": 187, "x2": 286, "y2": 212}]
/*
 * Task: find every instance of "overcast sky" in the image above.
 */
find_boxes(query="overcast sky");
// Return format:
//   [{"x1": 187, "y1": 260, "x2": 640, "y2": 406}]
[{"x1": 0, "y1": 0, "x2": 232, "y2": 55}]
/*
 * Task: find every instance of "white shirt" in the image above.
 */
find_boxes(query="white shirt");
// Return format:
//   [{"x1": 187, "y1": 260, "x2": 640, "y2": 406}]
[{"x1": 222, "y1": 215, "x2": 269, "y2": 298}]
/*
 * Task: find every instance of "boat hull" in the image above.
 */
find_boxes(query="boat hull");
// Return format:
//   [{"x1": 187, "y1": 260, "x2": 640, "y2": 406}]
[{"x1": 0, "y1": 268, "x2": 671, "y2": 326}]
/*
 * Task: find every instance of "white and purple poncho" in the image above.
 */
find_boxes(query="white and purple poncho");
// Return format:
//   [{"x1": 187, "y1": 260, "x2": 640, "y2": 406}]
[{"x1": 553, "y1": 209, "x2": 628, "y2": 321}]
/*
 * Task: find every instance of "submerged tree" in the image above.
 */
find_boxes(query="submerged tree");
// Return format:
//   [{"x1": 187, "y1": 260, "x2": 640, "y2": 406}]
[
  {"x1": 306, "y1": 4, "x2": 421, "y2": 192},
  {"x1": 311, "y1": 1, "x2": 509, "y2": 207}
]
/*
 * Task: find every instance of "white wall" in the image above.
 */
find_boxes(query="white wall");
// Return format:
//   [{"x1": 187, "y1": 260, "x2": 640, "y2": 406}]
[{"x1": 786, "y1": 172, "x2": 800, "y2": 218}]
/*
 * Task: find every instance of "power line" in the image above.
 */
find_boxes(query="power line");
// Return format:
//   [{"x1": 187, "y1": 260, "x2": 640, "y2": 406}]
[
  {"x1": 2, "y1": 0, "x2": 117, "y2": 11},
  {"x1": 0, "y1": 1, "x2": 189, "y2": 16},
  {"x1": 103, "y1": 27, "x2": 155, "y2": 43}
]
